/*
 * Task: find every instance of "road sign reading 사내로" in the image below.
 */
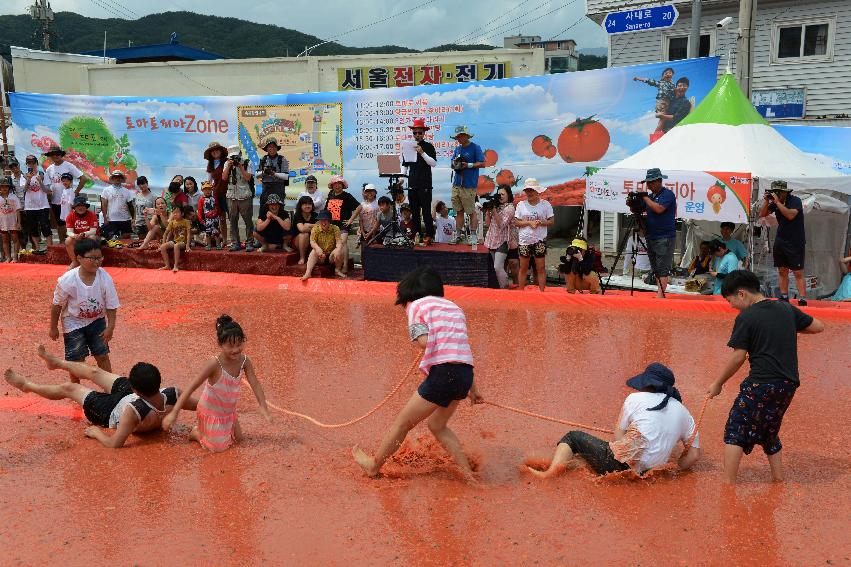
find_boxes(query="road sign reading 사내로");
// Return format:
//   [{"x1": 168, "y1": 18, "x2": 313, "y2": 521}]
[{"x1": 604, "y1": 5, "x2": 678, "y2": 34}]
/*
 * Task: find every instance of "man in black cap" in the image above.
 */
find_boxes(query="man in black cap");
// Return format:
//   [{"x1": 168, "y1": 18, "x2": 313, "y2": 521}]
[
  {"x1": 635, "y1": 167, "x2": 677, "y2": 298},
  {"x1": 298, "y1": 174, "x2": 325, "y2": 211},
  {"x1": 759, "y1": 180, "x2": 808, "y2": 305},
  {"x1": 527, "y1": 362, "x2": 701, "y2": 478},
  {"x1": 402, "y1": 118, "x2": 437, "y2": 245},
  {"x1": 255, "y1": 137, "x2": 289, "y2": 219}
]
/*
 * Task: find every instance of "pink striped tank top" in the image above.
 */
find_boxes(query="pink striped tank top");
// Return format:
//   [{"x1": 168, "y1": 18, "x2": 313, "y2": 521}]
[
  {"x1": 406, "y1": 296, "x2": 474, "y2": 375},
  {"x1": 196, "y1": 355, "x2": 245, "y2": 452}
]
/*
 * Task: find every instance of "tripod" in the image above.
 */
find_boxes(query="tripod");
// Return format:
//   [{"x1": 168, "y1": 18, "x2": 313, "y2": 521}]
[{"x1": 602, "y1": 214, "x2": 652, "y2": 296}]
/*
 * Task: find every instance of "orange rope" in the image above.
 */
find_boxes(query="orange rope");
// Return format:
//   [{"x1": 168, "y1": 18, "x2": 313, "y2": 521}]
[
  {"x1": 482, "y1": 400, "x2": 615, "y2": 434},
  {"x1": 248, "y1": 353, "x2": 422, "y2": 429},
  {"x1": 684, "y1": 396, "x2": 711, "y2": 451}
]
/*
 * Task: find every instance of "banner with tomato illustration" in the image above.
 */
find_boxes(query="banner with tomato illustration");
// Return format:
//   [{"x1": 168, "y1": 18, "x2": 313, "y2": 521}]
[
  {"x1": 10, "y1": 57, "x2": 719, "y2": 204},
  {"x1": 587, "y1": 168, "x2": 752, "y2": 223}
]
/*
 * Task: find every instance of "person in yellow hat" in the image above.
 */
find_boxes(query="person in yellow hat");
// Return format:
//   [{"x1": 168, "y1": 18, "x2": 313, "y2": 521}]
[{"x1": 559, "y1": 237, "x2": 601, "y2": 294}]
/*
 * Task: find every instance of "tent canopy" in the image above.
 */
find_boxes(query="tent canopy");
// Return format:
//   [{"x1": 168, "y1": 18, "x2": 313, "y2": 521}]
[{"x1": 608, "y1": 74, "x2": 851, "y2": 195}]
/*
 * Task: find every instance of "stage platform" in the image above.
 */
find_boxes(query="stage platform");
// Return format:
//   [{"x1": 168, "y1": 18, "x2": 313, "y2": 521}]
[
  {"x1": 18, "y1": 242, "x2": 357, "y2": 279},
  {"x1": 362, "y1": 243, "x2": 498, "y2": 288}
]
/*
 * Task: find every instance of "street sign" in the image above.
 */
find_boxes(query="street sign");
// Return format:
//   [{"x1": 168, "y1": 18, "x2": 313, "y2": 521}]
[{"x1": 604, "y1": 5, "x2": 679, "y2": 34}]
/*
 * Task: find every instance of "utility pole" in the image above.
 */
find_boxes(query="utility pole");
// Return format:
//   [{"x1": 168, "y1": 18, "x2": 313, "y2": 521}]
[
  {"x1": 688, "y1": 0, "x2": 702, "y2": 59},
  {"x1": 736, "y1": 0, "x2": 757, "y2": 97},
  {"x1": 29, "y1": 0, "x2": 55, "y2": 51}
]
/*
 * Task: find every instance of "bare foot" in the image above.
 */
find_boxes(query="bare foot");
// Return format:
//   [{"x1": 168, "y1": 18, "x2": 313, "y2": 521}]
[
  {"x1": 173, "y1": 266, "x2": 179, "y2": 273},
  {"x1": 523, "y1": 462, "x2": 565, "y2": 479},
  {"x1": 301, "y1": 274, "x2": 310, "y2": 282},
  {"x1": 37, "y1": 344, "x2": 61, "y2": 370},
  {"x1": 4, "y1": 369, "x2": 29, "y2": 393},
  {"x1": 297, "y1": 258, "x2": 305, "y2": 265},
  {"x1": 158, "y1": 266, "x2": 170, "y2": 270},
  {"x1": 352, "y1": 446, "x2": 379, "y2": 477}
]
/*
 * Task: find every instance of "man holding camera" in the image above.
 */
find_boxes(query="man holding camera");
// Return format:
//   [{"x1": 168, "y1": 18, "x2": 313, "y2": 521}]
[
  {"x1": 449, "y1": 125, "x2": 485, "y2": 245},
  {"x1": 759, "y1": 180, "x2": 807, "y2": 306},
  {"x1": 255, "y1": 137, "x2": 289, "y2": 218},
  {"x1": 402, "y1": 118, "x2": 437, "y2": 245},
  {"x1": 635, "y1": 168, "x2": 677, "y2": 298},
  {"x1": 223, "y1": 144, "x2": 256, "y2": 252}
]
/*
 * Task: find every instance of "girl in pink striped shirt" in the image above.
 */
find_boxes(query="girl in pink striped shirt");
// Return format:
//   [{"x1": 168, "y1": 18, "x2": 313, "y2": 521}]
[
  {"x1": 353, "y1": 267, "x2": 483, "y2": 477},
  {"x1": 162, "y1": 315, "x2": 271, "y2": 451}
]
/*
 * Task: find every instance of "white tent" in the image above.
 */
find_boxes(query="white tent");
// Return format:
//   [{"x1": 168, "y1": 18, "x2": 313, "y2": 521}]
[
  {"x1": 609, "y1": 73, "x2": 851, "y2": 195},
  {"x1": 601, "y1": 73, "x2": 851, "y2": 293}
]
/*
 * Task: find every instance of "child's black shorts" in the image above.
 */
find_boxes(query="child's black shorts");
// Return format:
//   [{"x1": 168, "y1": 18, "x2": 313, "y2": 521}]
[
  {"x1": 82, "y1": 377, "x2": 133, "y2": 427},
  {"x1": 558, "y1": 430, "x2": 630, "y2": 475},
  {"x1": 417, "y1": 363, "x2": 473, "y2": 408},
  {"x1": 724, "y1": 380, "x2": 797, "y2": 455}
]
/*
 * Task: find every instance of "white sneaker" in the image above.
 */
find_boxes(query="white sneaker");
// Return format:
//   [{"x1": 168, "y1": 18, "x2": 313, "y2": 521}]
[
  {"x1": 469, "y1": 234, "x2": 479, "y2": 246},
  {"x1": 449, "y1": 235, "x2": 462, "y2": 245}
]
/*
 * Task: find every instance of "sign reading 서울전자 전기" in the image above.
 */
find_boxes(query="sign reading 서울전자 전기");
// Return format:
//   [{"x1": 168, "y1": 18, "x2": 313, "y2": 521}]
[{"x1": 604, "y1": 4, "x2": 679, "y2": 34}]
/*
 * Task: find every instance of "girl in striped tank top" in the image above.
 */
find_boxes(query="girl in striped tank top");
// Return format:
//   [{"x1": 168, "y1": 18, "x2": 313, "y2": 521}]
[
  {"x1": 353, "y1": 267, "x2": 484, "y2": 478},
  {"x1": 162, "y1": 315, "x2": 271, "y2": 452}
]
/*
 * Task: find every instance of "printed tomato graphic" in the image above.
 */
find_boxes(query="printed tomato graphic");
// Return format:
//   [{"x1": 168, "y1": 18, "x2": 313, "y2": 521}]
[
  {"x1": 477, "y1": 175, "x2": 495, "y2": 196},
  {"x1": 531, "y1": 135, "x2": 557, "y2": 159},
  {"x1": 483, "y1": 149, "x2": 499, "y2": 167},
  {"x1": 495, "y1": 169, "x2": 516, "y2": 187},
  {"x1": 557, "y1": 117, "x2": 610, "y2": 163}
]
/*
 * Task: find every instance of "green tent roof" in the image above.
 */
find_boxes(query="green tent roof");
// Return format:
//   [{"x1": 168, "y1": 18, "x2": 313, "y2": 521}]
[{"x1": 677, "y1": 73, "x2": 769, "y2": 127}]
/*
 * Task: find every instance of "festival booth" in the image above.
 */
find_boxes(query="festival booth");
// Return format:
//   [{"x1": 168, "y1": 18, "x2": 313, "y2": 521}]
[{"x1": 587, "y1": 73, "x2": 851, "y2": 297}]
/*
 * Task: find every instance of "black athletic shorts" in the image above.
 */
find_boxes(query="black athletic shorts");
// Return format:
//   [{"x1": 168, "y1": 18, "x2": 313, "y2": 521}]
[
  {"x1": 50, "y1": 203, "x2": 66, "y2": 226},
  {"x1": 559, "y1": 430, "x2": 630, "y2": 475},
  {"x1": 418, "y1": 363, "x2": 474, "y2": 408},
  {"x1": 82, "y1": 377, "x2": 132, "y2": 427},
  {"x1": 773, "y1": 239, "x2": 805, "y2": 271}
]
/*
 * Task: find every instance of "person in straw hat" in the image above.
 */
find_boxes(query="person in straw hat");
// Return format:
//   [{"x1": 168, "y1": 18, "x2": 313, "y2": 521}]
[
  {"x1": 255, "y1": 137, "x2": 290, "y2": 219},
  {"x1": 514, "y1": 178, "x2": 554, "y2": 292}
]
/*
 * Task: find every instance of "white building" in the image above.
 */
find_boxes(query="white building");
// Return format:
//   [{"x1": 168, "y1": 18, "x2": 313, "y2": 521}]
[
  {"x1": 10, "y1": 46, "x2": 545, "y2": 97},
  {"x1": 503, "y1": 35, "x2": 579, "y2": 73},
  {"x1": 586, "y1": 0, "x2": 851, "y2": 125}
]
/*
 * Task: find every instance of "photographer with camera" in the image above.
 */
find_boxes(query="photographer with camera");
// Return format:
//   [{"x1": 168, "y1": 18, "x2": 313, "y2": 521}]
[
  {"x1": 759, "y1": 180, "x2": 807, "y2": 306},
  {"x1": 255, "y1": 137, "x2": 289, "y2": 219},
  {"x1": 483, "y1": 184, "x2": 518, "y2": 289},
  {"x1": 633, "y1": 168, "x2": 677, "y2": 298},
  {"x1": 402, "y1": 119, "x2": 437, "y2": 245},
  {"x1": 559, "y1": 238, "x2": 601, "y2": 294},
  {"x1": 449, "y1": 126, "x2": 485, "y2": 245},
  {"x1": 222, "y1": 144, "x2": 256, "y2": 252}
]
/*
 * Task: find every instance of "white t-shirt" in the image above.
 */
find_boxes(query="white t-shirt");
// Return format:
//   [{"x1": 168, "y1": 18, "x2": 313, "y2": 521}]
[
  {"x1": 514, "y1": 199, "x2": 554, "y2": 246},
  {"x1": 299, "y1": 190, "x2": 325, "y2": 211},
  {"x1": 623, "y1": 235, "x2": 651, "y2": 273},
  {"x1": 59, "y1": 186, "x2": 76, "y2": 221},
  {"x1": 435, "y1": 215, "x2": 454, "y2": 243},
  {"x1": 101, "y1": 185, "x2": 134, "y2": 222},
  {"x1": 45, "y1": 161, "x2": 83, "y2": 205},
  {"x1": 11, "y1": 174, "x2": 27, "y2": 203},
  {"x1": 53, "y1": 267, "x2": 121, "y2": 333},
  {"x1": 618, "y1": 392, "x2": 699, "y2": 473},
  {"x1": 23, "y1": 173, "x2": 50, "y2": 211}
]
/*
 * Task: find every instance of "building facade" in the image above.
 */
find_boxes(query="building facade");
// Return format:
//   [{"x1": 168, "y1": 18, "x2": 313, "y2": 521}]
[
  {"x1": 587, "y1": 0, "x2": 851, "y2": 125},
  {"x1": 10, "y1": 47, "x2": 545, "y2": 97},
  {"x1": 504, "y1": 35, "x2": 579, "y2": 73}
]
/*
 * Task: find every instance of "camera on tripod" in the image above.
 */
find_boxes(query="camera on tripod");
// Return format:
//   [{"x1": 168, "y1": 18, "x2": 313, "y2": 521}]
[
  {"x1": 451, "y1": 156, "x2": 468, "y2": 171},
  {"x1": 625, "y1": 191, "x2": 646, "y2": 214}
]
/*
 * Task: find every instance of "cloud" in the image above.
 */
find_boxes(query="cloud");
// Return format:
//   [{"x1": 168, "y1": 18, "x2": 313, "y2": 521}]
[
  {"x1": 604, "y1": 111, "x2": 658, "y2": 138},
  {"x1": 426, "y1": 83, "x2": 559, "y2": 117}
]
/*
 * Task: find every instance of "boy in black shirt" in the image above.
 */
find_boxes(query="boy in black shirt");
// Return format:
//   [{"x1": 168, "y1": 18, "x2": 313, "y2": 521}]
[{"x1": 708, "y1": 270, "x2": 824, "y2": 483}]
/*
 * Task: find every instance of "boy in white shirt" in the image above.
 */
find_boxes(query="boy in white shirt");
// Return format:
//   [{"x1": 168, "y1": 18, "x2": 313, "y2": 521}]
[
  {"x1": 50, "y1": 238, "x2": 120, "y2": 378},
  {"x1": 514, "y1": 178, "x2": 554, "y2": 292},
  {"x1": 433, "y1": 201, "x2": 454, "y2": 244},
  {"x1": 100, "y1": 170, "x2": 135, "y2": 241}
]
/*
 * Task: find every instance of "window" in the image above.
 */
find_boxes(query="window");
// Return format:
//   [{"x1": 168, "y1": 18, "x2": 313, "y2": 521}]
[
  {"x1": 773, "y1": 19, "x2": 833, "y2": 63},
  {"x1": 548, "y1": 56, "x2": 571, "y2": 73},
  {"x1": 664, "y1": 34, "x2": 711, "y2": 61}
]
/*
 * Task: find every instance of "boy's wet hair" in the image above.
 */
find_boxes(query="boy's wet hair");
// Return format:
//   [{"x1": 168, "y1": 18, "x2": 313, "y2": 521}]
[
  {"x1": 73, "y1": 237, "x2": 101, "y2": 258},
  {"x1": 216, "y1": 314, "x2": 246, "y2": 344},
  {"x1": 128, "y1": 362, "x2": 162, "y2": 396},
  {"x1": 396, "y1": 266, "x2": 444, "y2": 306},
  {"x1": 721, "y1": 270, "x2": 761, "y2": 297}
]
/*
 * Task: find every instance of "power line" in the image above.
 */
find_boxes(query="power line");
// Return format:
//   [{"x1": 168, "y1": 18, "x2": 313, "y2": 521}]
[
  {"x1": 313, "y1": 0, "x2": 443, "y2": 48},
  {"x1": 86, "y1": 0, "x2": 126, "y2": 20},
  {"x1": 453, "y1": 0, "x2": 550, "y2": 46},
  {"x1": 475, "y1": 0, "x2": 582, "y2": 44},
  {"x1": 547, "y1": 13, "x2": 587, "y2": 41}
]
